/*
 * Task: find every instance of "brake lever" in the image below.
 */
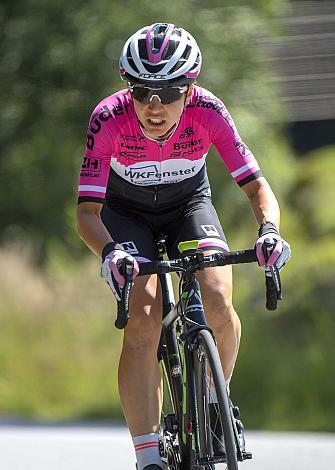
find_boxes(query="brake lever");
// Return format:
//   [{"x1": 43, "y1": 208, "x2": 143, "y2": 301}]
[
  {"x1": 262, "y1": 238, "x2": 283, "y2": 311},
  {"x1": 115, "y1": 258, "x2": 134, "y2": 330},
  {"x1": 264, "y1": 238, "x2": 282, "y2": 300}
]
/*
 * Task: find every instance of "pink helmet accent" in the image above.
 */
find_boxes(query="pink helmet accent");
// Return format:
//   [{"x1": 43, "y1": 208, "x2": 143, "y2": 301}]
[
  {"x1": 185, "y1": 69, "x2": 200, "y2": 78},
  {"x1": 146, "y1": 23, "x2": 175, "y2": 64}
]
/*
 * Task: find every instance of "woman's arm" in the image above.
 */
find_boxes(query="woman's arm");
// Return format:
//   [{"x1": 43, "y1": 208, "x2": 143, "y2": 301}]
[
  {"x1": 241, "y1": 177, "x2": 280, "y2": 228},
  {"x1": 76, "y1": 201, "x2": 114, "y2": 258}
]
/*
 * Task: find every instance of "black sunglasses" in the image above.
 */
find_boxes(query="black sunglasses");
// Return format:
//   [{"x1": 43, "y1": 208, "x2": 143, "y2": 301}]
[{"x1": 129, "y1": 84, "x2": 188, "y2": 105}]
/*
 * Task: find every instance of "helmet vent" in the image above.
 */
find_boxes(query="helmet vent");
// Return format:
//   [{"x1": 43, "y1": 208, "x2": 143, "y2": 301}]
[
  {"x1": 144, "y1": 63, "x2": 166, "y2": 73},
  {"x1": 138, "y1": 39, "x2": 149, "y2": 60},
  {"x1": 164, "y1": 41, "x2": 178, "y2": 60},
  {"x1": 170, "y1": 59, "x2": 186, "y2": 74},
  {"x1": 153, "y1": 24, "x2": 169, "y2": 51}
]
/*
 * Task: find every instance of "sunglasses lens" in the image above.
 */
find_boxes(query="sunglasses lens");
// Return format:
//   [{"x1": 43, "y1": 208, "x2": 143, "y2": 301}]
[
  {"x1": 159, "y1": 88, "x2": 183, "y2": 104},
  {"x1": 131, "y1": 86, "x2": 186, "y2": 104},
  {"x1": 131, "y1": 87, "x2": 152, "y2": 104}
]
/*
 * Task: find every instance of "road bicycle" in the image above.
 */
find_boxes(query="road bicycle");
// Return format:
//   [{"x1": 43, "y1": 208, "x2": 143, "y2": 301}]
[{"x1": 115, "y1": 236, "x2": 282, "y2": 469}]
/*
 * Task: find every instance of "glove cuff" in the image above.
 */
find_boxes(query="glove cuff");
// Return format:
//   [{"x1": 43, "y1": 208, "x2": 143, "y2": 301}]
[
  {"x1": 258, "y1": 221, "x2": 280, "y2": 238},
  {"x1": 102, "y1": 242, "x2": 118, "y2": 261}
]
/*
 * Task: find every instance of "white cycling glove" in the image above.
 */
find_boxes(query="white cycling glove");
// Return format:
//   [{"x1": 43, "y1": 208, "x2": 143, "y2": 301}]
[
  {"x1": 101, "y1": 242, "x2": 139, "y2": 301},
  {"x1": 255, "y1": 222, "x2": 291, "y2": 275}
]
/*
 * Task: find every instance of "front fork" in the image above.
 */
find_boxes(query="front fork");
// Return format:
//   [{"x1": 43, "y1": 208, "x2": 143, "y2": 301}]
[{"x1": 181, "y1": 277, "x2": 210, "y2": 464}]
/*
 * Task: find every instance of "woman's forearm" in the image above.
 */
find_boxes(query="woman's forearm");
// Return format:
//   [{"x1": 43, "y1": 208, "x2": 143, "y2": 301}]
[
  {"x1": 76, "y1": 205, "x2": 114, "y2": 258},
  {"x1": 243, "y1": 178, "x2": 281, "y2": 228}
]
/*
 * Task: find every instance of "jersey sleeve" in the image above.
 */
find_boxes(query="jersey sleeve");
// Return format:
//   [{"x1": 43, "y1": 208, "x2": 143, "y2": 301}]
[
  {"x1": 77, "y1": 105, "x2": 115, "y2": 204},
  {"x1": 209, "y1": 101, "x2": 262, "y2": 187}
]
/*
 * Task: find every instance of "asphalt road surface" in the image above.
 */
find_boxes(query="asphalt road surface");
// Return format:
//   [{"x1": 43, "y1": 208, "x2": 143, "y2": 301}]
[{"x1": 0, "y1": 422, "x2": 334, "y2": 470}]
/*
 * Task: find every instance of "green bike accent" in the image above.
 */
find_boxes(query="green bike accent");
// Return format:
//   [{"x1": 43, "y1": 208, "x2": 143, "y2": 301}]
[
  {"x1": 160, "y1": 361, "x2": 174, "y2": 415},
  {"x1": 178, "y1": 240, "x2": 200, "y2": 253},
  {"x1": 181, "y1": 291, "x2": 188, "y2": 299},
  {"x1": 168, "y1": 353, "x2": 180, "y2": 360}
]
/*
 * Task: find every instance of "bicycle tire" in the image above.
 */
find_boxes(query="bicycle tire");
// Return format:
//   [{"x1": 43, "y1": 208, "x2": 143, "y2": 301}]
[{"x1": 194, "y1": 329, "x2": 238, "y2": 470}]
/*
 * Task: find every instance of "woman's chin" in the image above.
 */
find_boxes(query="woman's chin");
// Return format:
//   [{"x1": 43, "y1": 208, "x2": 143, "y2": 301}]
[{"x1": 145, "y1": 126, "x2": 169, "y2": 139}]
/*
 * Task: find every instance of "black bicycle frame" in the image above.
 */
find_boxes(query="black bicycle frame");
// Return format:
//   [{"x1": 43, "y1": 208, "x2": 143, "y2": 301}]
[{"x1": 158, "y1": 249, "x2": 213, "y2": 466}]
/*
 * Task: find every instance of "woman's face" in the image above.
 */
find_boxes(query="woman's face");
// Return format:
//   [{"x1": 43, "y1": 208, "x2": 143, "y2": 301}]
[{"x1": 132, "y1": 85, "x2": 192, "y2": 139}]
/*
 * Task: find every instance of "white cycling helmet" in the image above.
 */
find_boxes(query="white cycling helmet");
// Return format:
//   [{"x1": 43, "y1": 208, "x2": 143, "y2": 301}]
[{"x1": 119, "y1": 23, "x2": 202, "y2": 87}]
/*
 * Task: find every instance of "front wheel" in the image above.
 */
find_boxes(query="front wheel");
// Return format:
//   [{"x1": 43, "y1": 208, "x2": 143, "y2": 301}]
[{"x1": 194, "y1": 329, "x2": 238, "y2": 470}]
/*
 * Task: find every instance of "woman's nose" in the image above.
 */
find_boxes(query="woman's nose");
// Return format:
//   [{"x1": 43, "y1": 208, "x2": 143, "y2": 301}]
[{"x1": 148, "y1": 96, "x2": 163, "y2": 111}]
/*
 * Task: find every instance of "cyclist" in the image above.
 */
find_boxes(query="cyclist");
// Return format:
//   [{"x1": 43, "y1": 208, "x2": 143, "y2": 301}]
[{"x1": 76, "y1": 23, "x2": 290, "y2": 470}]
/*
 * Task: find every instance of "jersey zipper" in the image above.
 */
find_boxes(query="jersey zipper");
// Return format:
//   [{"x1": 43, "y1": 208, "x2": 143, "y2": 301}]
[{"x1": 153, "y1": 141, "x2": 165, "y2": 208}]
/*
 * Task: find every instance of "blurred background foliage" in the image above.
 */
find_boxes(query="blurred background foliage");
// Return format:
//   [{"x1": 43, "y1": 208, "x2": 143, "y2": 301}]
[{"x1": 1, "y1": 0, "x2": 334, "y2": 430}]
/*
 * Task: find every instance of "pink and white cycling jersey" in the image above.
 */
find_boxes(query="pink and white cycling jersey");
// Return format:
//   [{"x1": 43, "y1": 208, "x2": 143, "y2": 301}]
[{"x1": 78, "y1": 85, "x2": 262, "y2": 203}]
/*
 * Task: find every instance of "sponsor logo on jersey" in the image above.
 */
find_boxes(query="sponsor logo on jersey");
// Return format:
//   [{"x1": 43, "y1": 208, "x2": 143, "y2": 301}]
[
  {"x1": 81, "y1": 156, "x2": 101, "y2": 172},
  {"x1": 179, "y1": 127, "x2": 194, "y2": 139},
  {"x1": 173, "y1": 139, "x2": 202, "y2": 150},
  {"x1": 118, "y1": 241, "x2": 139, "y2": 255},
  {"x1": 169, "y1": 145, "x2": 204, "y2": 158},
  {"x1": 170, "y1": 151, "x2": 181, "y2": 158},
  {"x1": 188, "y1": 95, "x2": 237, "y2": 133},
  {"x1": 187, "y1": 96, "x2": 226, "y2": 116},
  {"x1": 121, "y1": 143, "x2": 146, "y2": 151},
  {"x1": 120, "y1": 151, "x2": 147, "y2": 159},
  {"x1": 87, "y1": 103, "x2": 130, "y2": 150},
  {"x1": 80, "y1": 171, "x2": 100, "y2": 178},
  {"x1": 182, "y1": 146, "x2": 204, "y2": 156},
  {"x1": 201, "y1": 225, "x2": 220, "y2": 237},
  {"x1": 124, "y1": 164, "x2": 196, "y2": 183},
  {"x1": 234, "y1": 141, "x2": 251, "y2": 157},
  {"x1": 121, "y1": 133, "x2": 145, "y2": 142}
]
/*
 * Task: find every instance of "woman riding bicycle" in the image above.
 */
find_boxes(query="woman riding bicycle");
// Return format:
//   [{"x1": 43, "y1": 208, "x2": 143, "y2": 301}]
[{"x1": 76, "y1": 23, "x2": 290, "y2": 470}]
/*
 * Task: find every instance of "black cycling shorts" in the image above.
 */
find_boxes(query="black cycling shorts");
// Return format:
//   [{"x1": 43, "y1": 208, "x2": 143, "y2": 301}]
[{"x1": 101, "y1": 190, "x2": 229, "y2": 262}]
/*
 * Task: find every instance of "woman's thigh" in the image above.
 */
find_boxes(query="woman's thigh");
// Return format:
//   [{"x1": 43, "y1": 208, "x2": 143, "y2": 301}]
[
  {"x1": 165, "y1": 195, "x2": 229, "y2": 259},
  {"x1": 101, "y1": 204, "x2": 158, "y2": 263}
]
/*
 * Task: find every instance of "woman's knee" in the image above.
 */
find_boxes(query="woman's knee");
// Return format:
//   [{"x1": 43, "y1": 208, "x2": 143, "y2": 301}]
[
  {"x1": 123, "y1": 275, "x2": 162, "y2": 349},
  {"x1": 205, "y1": 292, "x2": 240, "y2": 337},
  {"x1": 203, "y1": 287, "x2": 234, "y2": 321},
  {"x1": 198, "y1": 266, "x2": 239, "y2": 328}
]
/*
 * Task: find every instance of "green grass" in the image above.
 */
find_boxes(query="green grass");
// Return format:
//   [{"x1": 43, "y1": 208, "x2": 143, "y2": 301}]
[{"x1": 0, "y1": 247, "x2": 123, "y2": 421}]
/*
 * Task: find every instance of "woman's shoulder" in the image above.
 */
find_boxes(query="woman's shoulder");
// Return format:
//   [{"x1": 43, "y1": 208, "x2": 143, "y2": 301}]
[
  {"x1": 187, "y1": 85, "x2": 228, "y2": 117},
  {"x1": 90, "y1": 89, "x2": 133, "y2": 119}
]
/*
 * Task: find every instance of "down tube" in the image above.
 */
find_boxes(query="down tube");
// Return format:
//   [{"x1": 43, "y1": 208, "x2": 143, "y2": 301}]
[
  {"x1": 159, "y1": 273, "x2": 183, "y2": 428},
  {"x1": 184, "y1": 341, "x2": 201, "y2": 465}
]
